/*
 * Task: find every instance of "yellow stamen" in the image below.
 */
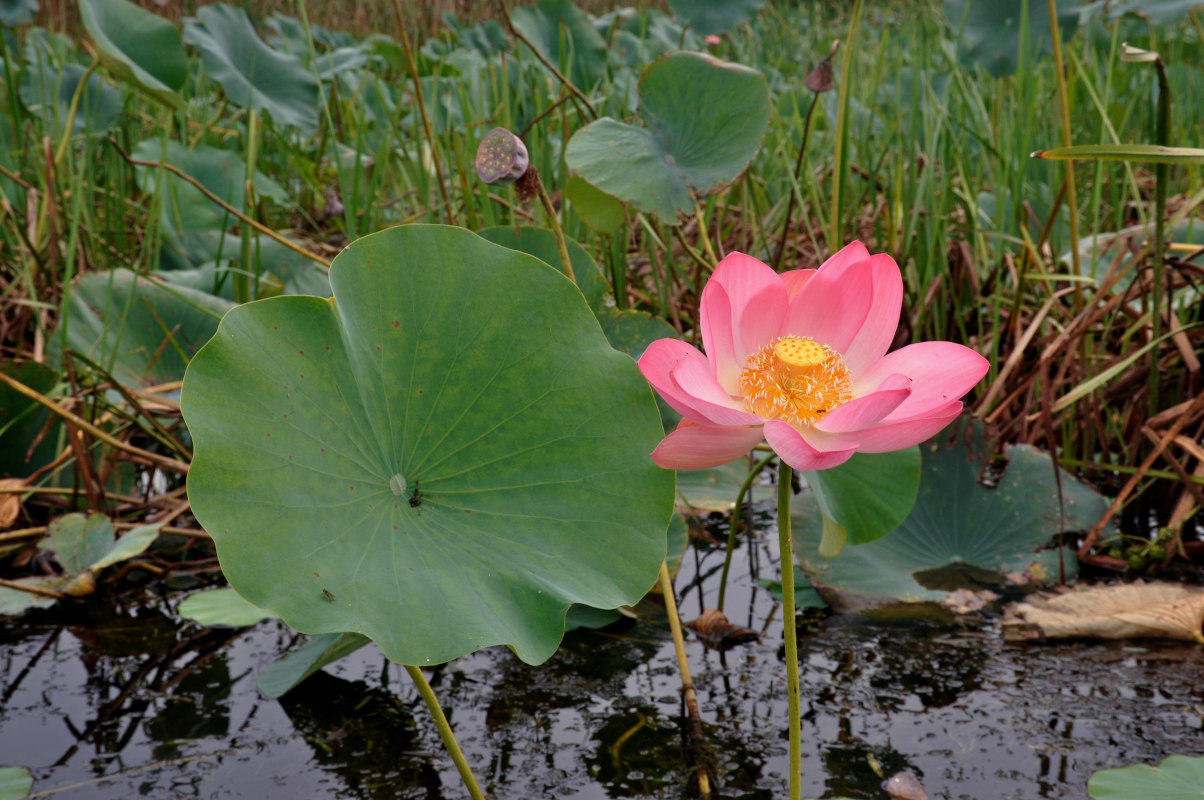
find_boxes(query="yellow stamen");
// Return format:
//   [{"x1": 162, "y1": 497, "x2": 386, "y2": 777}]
[{"x1": 740, "y1": 335, "x2": 852, "y2": 428}]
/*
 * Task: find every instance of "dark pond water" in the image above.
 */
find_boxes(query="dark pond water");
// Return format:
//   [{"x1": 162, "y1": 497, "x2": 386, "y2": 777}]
[{"x1": 2, "y1": 503, "x2": 1202, "y2": 799}]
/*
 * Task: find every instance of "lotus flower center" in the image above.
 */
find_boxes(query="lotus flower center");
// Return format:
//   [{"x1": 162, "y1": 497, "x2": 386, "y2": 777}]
[{"x1": 740, "y1": 336, "x2": 853, "y2": 428}]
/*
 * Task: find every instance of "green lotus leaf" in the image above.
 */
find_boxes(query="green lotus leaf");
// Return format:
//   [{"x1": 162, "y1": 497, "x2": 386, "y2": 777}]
[
  {"x1": 943, "y1": 0, "x2": 1078, "y2": 78},
  {"x1": 566, "y1": 173, "x2": 625, "y2": 234},
  {"x1": 257, "y1": 632, "x2": 372, "y2": 698},
  {"x1": 0, "y1": 360, "x2": 59, "y2": 480},
  {"x1": 19, "y1": 60, "x2": 123, "y2": 136},
  {"x1": 566, "y1": 51, "x2": 770, "y2": 222},
  {"x1": 183, "y1": 3, "x2": 320, "y2": 130},
  {"x1": 57, "y1": 268, "x2": 233, "y2": 388},
  {"x1": 0, "y1": 0, "x2": 35, "y2": 27},
  {"x1": 80, "y1": 0, "x2": 186, "y2": 109},
  {"x1": 1088, "y1": 755, "x2": 1204, "y2": 799},
  {"x1": 795, "y1": 424, "x2": 1101, "y2": 611},
  {"x1": 0, "y1": 766, "x2": 32, "y2": 800},
  {"x1": 803, "y1": 447, "x2": 921, "y2": 556},
  {"x1": 181, "y1": 224, "x2": 674, "y2": 666},
  {"x1": 476, "y1": 226, "x2": 677, "y2": 359},
  {"x1": 133, "y1": 139, "x2": 290, "y2": 235},
  {"x1": 509, "y1": 0, "x2": 608, "y2": 90},
  {"x1": 178, "y1": 587, "x2": 276, "y2": 627},
  {"x1": 668, "y1": 0, "x2": 766, "y2": 36}
]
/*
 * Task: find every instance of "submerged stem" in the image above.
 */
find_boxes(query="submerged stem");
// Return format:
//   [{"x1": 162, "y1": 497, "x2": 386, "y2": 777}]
[
  {"x1": 778, "y1": 460, "x2": 802, "y2": 800},
  {"x1": 405, "y1": 664, "x2": 488, "y2": 800}
]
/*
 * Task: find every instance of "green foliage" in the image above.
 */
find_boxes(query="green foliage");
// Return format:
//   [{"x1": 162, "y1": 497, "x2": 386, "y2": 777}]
[
  {"x1": 668, "y1": 0, "x2": 766, "y2": 36},
  {"x1": 1088, "y1": 754, "x2": 1204, "y2": 799},
  {"x1": 0, "y1": 0, "x2": 35, "y2": 27},
  {"x1": 18, "y1": 60, "x2": 123, "y2": 136},
  {"x1": 181, "y1": 225, "x2": 674, "y2": 666},
  {"x1": 182, "y1": 4, "x2": 320, "y2": 129},
  {"x1": 0, "y1": 361, "x2": 59, "y2": 480},
  {"x1": 509, "y1": 0, "x2": 608, "y2": 89},
  {"x1": 803, "y1": 447, "x2": 921, "y2": 556},
  {"x1": 177, "y1": 587, "x2": 275, "y2": 627},
  {"x1": 566, "y1": 51, "x2": 770, "y2": 222},
  {"x1": 79, "y1": 0, "x2": 186, "y2": 109},
  {"x1": 0, "y1": 767, "x2": 31, "y2": 800},
  {"x1": 795, "y1": 425, "x2": 1104, "y2": 610},
  {"x1": 943, "y1": 0, "x2": 1079, "y2": 77}
]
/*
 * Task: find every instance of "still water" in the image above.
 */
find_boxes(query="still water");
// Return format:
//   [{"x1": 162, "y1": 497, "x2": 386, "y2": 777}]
[{"x1": 2, "y1": 504, "x2": 1202, "y2": 798}]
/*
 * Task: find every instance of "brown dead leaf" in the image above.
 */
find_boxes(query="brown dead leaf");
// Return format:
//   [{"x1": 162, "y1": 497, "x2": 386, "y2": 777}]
[
  {"x1": 1002, "y1": 582, "x2": 1204, "y2": 643},
  {"x1": 687, "y1": 608, "x2": 760, "y2": 650},
  {"x1": 0, "y1": 478, "x2": 28, "y2": 529}
]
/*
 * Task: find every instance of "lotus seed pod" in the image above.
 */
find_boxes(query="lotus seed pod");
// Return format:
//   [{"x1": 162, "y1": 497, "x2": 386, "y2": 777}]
[{"x1": 475, "y1": 127, "x2": 529, "y2": 185}]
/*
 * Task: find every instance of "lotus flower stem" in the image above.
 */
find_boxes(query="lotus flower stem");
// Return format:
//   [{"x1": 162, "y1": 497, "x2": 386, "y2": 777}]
[
  {"x1": 657, "y1": 561, "x2": 712, "y2": 798},
  {"x1": 777, "y1": 459, "x2": 802, "y2": 800},
  {"x1": 405, "y1": 664, "x2": 488, "y2": 800},
  {"x1": 717, "y1": 451, "x2": 777, "y2": 612}
]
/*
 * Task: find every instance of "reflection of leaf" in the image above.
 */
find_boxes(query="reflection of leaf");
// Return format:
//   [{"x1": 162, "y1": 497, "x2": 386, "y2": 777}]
[
  {"x1": 182, "y1": 225, "x2": 673, "y2": 667},
  {"x1": 796, "y1": 426, "x2": 1103, "y2": 612},
  {"x1": 1088, "y1": 754, "x2": 1204, "y2": 800},
  {"x1": 566, "y1": 52, "x2": 769, "y2": 222},
  {"x1": 758, "y1": 565, "x2": 827, "y2": 611},
  {"x1": 1004, "y1": 583, "x2": 1204, "y2": 643}
]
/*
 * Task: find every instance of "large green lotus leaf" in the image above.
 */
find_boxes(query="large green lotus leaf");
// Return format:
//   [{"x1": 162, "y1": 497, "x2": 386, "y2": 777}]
[
  {"x1": 132, "y1": 139, "x2": 289, "y2": 235},
  {"x1": 943, "y1": 0, "x2": 1078, "y2": 78},
  {"x1": 1088, "y1": 755, "x2": 1204, "y2": 799},
  {"x1": 0, "y1": 0, "x2": 34, "y2": 26},
  {"x1": 566, "y1": 51, "x2": 769, "y2": 223},
  {"x1": 57, "y1": 268, "x2": 233, "y2": 387},
  {"x1": 80, "y1": 0, "x2": 186, "y2": 109},
  {"x1": 565, "y1": 172, "x2": 625, "y2": 233},
  {"x1": 477, "y1": 226, "x2": 676, "y2": 358},
  {"x1": 18, "y1": 60, "x2": 123, "y2": 136},
  {"x1": 183, "y1": 3, "x2": 319, "y2": 130},
  {"x1": 668, "y1": 0, "x2": 766, "y2": 36},
  {"x1": 181, "y1": 224, "x2": 674, "y2": 666},
  {"x1": 803, "y1": 447, "x2": 921, "y2": 556},
  {"x1": 510, "y1": 0, "x2": 608, "y2": 90},
  {"x1": 795, "y1": 428, "x2": 1101, "y2": 611},
  {"x1": 0, "y1": 360, "x2": 60, "y2": 480},
  {"x1": 0, "y1": 766, "x2": 32, "y2": 800}
]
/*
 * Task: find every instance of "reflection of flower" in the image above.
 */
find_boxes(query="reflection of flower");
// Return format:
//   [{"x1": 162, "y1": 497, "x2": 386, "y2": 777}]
[{"x1": 638, "y1": 243, "x2": 989, "y2": 471}]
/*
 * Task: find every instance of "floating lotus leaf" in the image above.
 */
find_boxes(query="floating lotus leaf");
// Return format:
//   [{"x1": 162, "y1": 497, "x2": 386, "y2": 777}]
[
  {"x1": 178, "y1": 587, "x2": 276, "y2": 628},
  {"x1": 1089, "y1": 754, "x2": 1204, "y2": 800},
  {"x1": 80, "y1": 0, "x2": 186, "y2": 109},
  {"x1": 0, "y1": 767, "x2": 32, "y2": 800},
  {"x1": 181, "y1": 224, "x2": 674, "y2": 666},
  {"x1": 566, "y1": 51, "x2": 769, "y2": 222},
  {"x1": 796, "y1": 424, "x2": 1102, "y2": 612}
]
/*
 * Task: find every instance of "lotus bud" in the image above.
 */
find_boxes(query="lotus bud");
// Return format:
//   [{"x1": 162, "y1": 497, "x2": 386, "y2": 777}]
[{"x1": 475, "y1": 127, "x2": 529, "y2": 186}]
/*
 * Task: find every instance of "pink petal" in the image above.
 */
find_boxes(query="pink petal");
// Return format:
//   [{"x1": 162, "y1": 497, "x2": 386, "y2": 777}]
[
  {"x1": 852, "y1": 342, "x2": 989, "y2": 421},
  {"x1": 650, "y1": 419, "x2": 765, "y2": 470},
  {"x1": 669, "y1": 355, "x2": 763, "y2": 426},
  {"x1": 780, "y1": 243, "x2": 874, "y2": 352},
  {"x1": 838, "y1": 253, "x2": 904, "y2": 375},
  {"x1": 851, "y1": 400, "x2": 965, "y2": 453},
  {"x1": 637, "y1": 339, "x2": 721, "y2": 423},
  {"x1": 814, "y1": 374, "x2": 911, "y2": 433},
  {"x1": 779, "y1": 268, "x2": 815, "y2": 302},
  {"x1": 763, "y1": 420, "x2": 859, "y2": 472},
  {"x1": 701, "y1": 252, "x2": 787, "y2": 392}
]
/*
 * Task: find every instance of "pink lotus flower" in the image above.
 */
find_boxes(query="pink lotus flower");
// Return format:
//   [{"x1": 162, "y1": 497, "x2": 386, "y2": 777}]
[{"x1": 637, "y1": 243, "x2": 989, "y2": 471}]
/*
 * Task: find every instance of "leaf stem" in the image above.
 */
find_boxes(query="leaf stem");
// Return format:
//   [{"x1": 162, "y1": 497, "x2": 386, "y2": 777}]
[
  {"x1": 534, "y1": 174, "x2": 576, "y2": 285},
  {"x1": 657, "y1": 561, "x2": 711, "y2": 798},
  {"x1": 778, "y1": 459, "x2": 802, "y2": 800},
  {"x1": 404, "y1": 664, "x2": 487, "y2": 800}
]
